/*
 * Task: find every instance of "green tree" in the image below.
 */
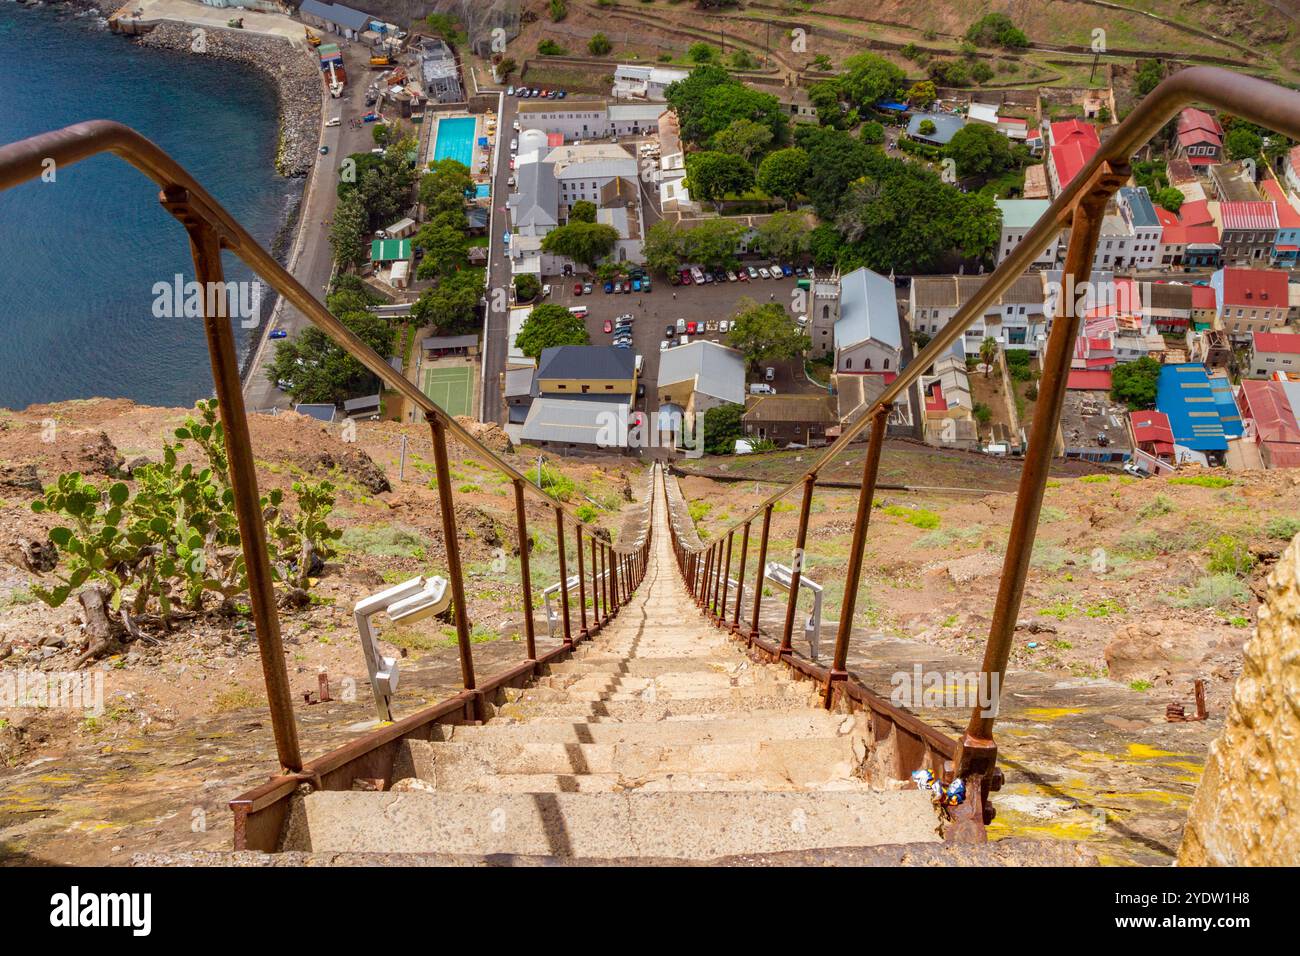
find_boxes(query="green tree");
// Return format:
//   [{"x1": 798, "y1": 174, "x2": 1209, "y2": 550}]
[
  {"x1": 681, "y1": 218, "x2": 746, "y2": 268},
  {"x1": 1152, "y1": 187, "x2": 1184, "y2": 213},
  {"x1": 752, "y1": 210, "x2": 811, "y2": 260},
  {"x1": 795, "y1": 125, "x2": 874, "y2": 218},
  {"x1": 588, "y1": 32, "x2": 612, "y2": 56},
  {"x1": 538, "y1": 39, "x2": 567, "y2": 55},
  {"x1": 859, "y1": 121, "x2": 885, "y2": 145},
  {"x1": 540, "y1": 221, "x2": 620, "y2": 266},
  {"x1": 808, "y1": 80, "x2": 847, "y2": 128},
  {"x1": 946, "y1": 121, "x2": 1017, "y2": 177},
  {"x1": 726, "y1": 299, "x2": 810, "y2": 369},
  {"x1": 840, "y1": 52, "x2": 906, "y2": 107},
  {"x1": 1134, "y1": 60, "x2": 1163, "y2": 97},
  {"x1": 702, "y1": 402, "x2": 745, "y2": 455},
  {"x1": 329, "y1": 190, "x2": 369, "y2": 267},
  {"x1": 413, "y1": 223, "x2": 469, "y2": 280},
  {"x1": 419, "y1": 158, "x2": 473, "y2": 208},
  {"x1": 569, "y1": 199, "x2": 597, "y2": 223},
  {"x1": 965, "y1": 13, "x2": 1028, "y2": 49},
  {"x1": 548, "y1": 0, "x2": 567, "y2": 20},
  {"x1": 515, "y1": 274, "x2": 542, "y2": 302},
  {"x1": 688, "y1": 42, "x2": 718, "y2": 63},
  {"x1": 269, "y1": 310, "x2": 395, "y2": 405},
  {"x1": 1225, "y1": 127, "x2": 1262, "y2": 161},
  {"x1": 710, "y1": 118, "x2": 775, "y2": 163},
  {"x1": 918, "y1": 119, "x2": 937, "y2": 137},
  {"x1": 1111, "y1": 356, "x2": 1161, "y2": 409},
  {"x1": 756, "y1": 147, "x2": 810, "y2": 207},
  {"x1": 907, "y1": 80, "x2": 937, "y2": 109},
  {"x1": 643, "y1": 220, "x2": 687, "y2": 273},
  {"x1": 497, "y1": 57, "x2": 517, "y2": 79},
  {"x1": 686, "y1": 150, "x2": 755, "y2": 208},
  {"x1": 515, "y1": 303, "x2": 591, "y2": 358},
  {"x1": 979, "y1": 336, "x2": 997, "y2": 377},
  {"x1": 411, "y1": 269, "x2": 484, "y2": 334}
]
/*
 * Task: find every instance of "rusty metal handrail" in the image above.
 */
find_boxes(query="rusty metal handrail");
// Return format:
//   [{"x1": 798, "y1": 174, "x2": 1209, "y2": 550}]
[
  {"x1": 663, "y1": 66, "x2": 1300, "y2": 839},
  {"x1": 0, "y1": 120, "x2": 650, "y2": 779}
]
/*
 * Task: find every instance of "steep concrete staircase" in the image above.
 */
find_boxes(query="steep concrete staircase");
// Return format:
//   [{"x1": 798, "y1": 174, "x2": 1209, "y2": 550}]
[{"x1": 281, "y1": 473, "x2": 940, "y2": 860}]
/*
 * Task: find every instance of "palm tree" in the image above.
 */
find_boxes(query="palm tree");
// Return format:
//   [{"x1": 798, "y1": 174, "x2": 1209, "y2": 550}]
[{"x1": 979, "y1": 336, "x2": 998, "y2": 378}]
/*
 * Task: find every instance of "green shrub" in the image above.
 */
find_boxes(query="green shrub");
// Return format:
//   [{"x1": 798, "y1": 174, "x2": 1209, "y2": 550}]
[
  {"x1": 1175, "y1": 573, "x2": 1249, "y2": 608},
  {"x1": 339, "y1": 524, "x2": 426, "y2": 559},
  {"x1": 1205, "y1": 534, "x2": 1256, "y2": 577},
  {"x1": 1168, "y1": 475, "x2": 1233, "y2": 489},
  {"x1": 1138, "y1": 495, "x2": 1175, "y2": 519},
  {"x1": 576, "y1": 504, "x2": 599, "y2": 523},
  {"x1": 1265, "y1": 516, "x2": 1300, "y2": 541}
]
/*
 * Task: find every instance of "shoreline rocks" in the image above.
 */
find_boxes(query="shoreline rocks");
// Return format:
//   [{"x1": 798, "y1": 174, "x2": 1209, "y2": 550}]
[{"x1": 136, "y1": 22, "x2": 322, "y2": 177}]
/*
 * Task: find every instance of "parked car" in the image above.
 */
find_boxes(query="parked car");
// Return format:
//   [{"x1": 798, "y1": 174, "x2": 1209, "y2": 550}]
[
  {"x1": 747, "y1": 266, "x2": 758, "y2": 279},
  {"x1": 749, "y1": 383, "x2": 776, "y2": 395},
  {"x1": 758, "y1": 267, "x2": 770, "y2": 279},
  {"x1": 642, "y1": 278, "x2": 651, "y2": 293},
  {"x1": 573, "y1": 282, "x2": 584, "y2": 296},
  {"x1": 714, "y1": 271, "x2": 727, "y2": 283},
  {"x1": 690, "y1": 267, "x2": 705, "y2": 284},
  {"x1": 718, "y1": 320, "x2": 729, "y2": 333},
  {"x1": 507, "y1": 86, "x2": 515, "y2": 95},
  {"x1": 557, "y1": 90, "x2": 567, "y2": 98},
  {"x1": 603, "y1": 319, "x2": 613, "y2": 334},
  {"x1": 726, "y1": 270, "x2": 737, "y2": 282},
  {"x1": 583, "y1": 283, "x2": 593, "y2": 295},
  {"x1": 737, "y1": 269, "x2": 749, "y2": 282},
  {"x1": 680, "y1": 269, "x2": 693, "y2": 285},
  {"x1": 781, "y1": 264, "x2": 794, "y2": 277},
  {"x1": 665, "y1": 324, "x2": 676, "y2": 338},
  {"x1": 319, "y1": 145, "x2": 329, "y2": 155},
  {"x1": 686, "y1": 321, "x2": 698, "y2": 334},
  {"x1": 660, "y1": 339, "x2": 671, "y2": 351},
  {"x1": 603, "y1": 281, "x2": 614, "y2": 293},
  {"x1": 632, "y1": 279, "x2": 642, "y2": 292},
  {"x1": 269, "y1": 329, "x2": 287, "y2": 339},
  {"x1": 676, "y1": 318, "x2": 686, "y2": 333},
  {"x1": 764, "y1": 367, "x2": 776, "y2": 382}
]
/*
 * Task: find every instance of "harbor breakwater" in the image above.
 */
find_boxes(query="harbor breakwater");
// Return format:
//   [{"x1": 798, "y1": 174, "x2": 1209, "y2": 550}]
[{"x1": 136, "y1": 22, "x2": 322, "y2": 177}]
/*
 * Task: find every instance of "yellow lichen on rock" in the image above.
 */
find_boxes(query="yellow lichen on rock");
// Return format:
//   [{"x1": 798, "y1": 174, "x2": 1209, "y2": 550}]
[{"x1": 1177, "y1": 532, "x2": 1300, "y2": 866}]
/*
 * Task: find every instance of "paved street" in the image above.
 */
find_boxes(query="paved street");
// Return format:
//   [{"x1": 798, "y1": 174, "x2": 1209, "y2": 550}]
[
  {"x1": 478, "y1": 91, "x2": 515, "y2": 424},
  {"x1": 242, "y1": 43, "x2": 377, "y2": 413}
]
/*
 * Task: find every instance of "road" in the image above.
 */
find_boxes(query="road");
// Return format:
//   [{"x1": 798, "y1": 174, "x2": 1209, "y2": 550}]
[
  {"x1": 478, "y1": 92, "x2": 516, "y2": 424},
  {"x1": 242, "y1": 43, "x2": 378, "y2": 413}
]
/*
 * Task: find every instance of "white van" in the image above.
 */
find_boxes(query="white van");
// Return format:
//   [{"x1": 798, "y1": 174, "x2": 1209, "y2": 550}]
[
  {"x1": 749, "y1": 383, "x2": 776, "y2": 396},
  {"x1": 325, "y1": 117, "x2": 341, "y2": 128},
  {"x1": 568, "y1": 305, "x2": 589, "y2": 318},
  {"x1": 676, "y1": 318, "x2": 686, "y2": 333}
]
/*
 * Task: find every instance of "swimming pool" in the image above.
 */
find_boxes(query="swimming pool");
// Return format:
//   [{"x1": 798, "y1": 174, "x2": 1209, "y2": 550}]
[
  {"x1": 433, "y1": 115, "x2": 476, "y2": 169},
  {"x1": 474, "y1": 183, "x2": 491, "y2": 199}
]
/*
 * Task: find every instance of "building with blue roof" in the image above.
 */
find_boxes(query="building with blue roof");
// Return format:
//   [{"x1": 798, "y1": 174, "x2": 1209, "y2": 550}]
[
  {"x1": 906, "y1": 112, "x2": 966, "y2": 147},
  {"x1": 1155, "y1": 363, "x2": 1240, "y2": 464},
  {"x1": 1118, "y1": 186, "x2": 1162, "y2": 269},
  {"x1": 300, "y1": 0, "x2": 372, "y2": 37}
]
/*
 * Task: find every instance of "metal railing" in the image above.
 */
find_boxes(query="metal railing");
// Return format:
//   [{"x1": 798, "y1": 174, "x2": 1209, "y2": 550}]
[
  {"x1": 0, "y1": 119, "x2": 650, "y2": 850},
  {"x1": 660, "y1": 66, "x2": 1300, "y2": 841}
]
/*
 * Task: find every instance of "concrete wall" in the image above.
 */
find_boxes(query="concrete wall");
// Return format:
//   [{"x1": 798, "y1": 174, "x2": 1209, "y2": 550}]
[{"x1": 1178, "y1": 532, "x2": 1300, "y2": 865}]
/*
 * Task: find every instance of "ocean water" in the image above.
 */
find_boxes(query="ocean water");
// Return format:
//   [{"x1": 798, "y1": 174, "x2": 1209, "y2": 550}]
[{"x1": 0, "y1": 6, "x2": 300, "y2": 410}]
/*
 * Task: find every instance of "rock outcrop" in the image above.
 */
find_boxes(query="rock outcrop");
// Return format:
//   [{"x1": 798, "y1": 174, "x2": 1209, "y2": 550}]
[{"x1": 1177, "y1": 532, "x2": 1300, "y2": 865}]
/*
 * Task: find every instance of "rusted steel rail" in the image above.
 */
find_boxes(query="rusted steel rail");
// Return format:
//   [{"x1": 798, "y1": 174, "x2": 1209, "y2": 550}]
[
  {"x1": 658, "y1": 67, "x2": 1300, "y2": 842},
  {"x1": 0, "y1": 120, "x2": 650, "y2": 851}
]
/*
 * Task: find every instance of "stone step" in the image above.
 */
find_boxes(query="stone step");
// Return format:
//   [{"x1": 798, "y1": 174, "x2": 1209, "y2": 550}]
[
  {"x1": 520, "y1": 679, "x2": 809, "y2": 704},
  {"x1": 546, "y1": 657, "x2": 756, "y2": 678},
  {"x1": 389, "y1": 771, "x2": 875, "y2": 794},
  {"x1": 283, "y1": 790, "x2": 942, "y2": 858},
  {"x1": 396, "y1": 737, "x2": 862, "y2": 788},
  {"x1": 488, "y1": 695, "x2": 819, "y2": 723},
  {"x1": 436, "y1": 712, "x2": 856, "y2": 745}
]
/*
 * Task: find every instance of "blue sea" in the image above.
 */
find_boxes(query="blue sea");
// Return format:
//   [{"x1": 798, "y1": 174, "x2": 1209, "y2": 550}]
[{"x1": 0, "y1": 5, "x2": 300, "y2": 410}]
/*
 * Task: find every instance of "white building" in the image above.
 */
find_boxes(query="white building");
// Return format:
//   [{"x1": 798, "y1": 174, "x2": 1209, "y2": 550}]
[
  {"x1": 994, "y1": 199, "x2": 1059, "y2": 267},
  {"x1": 612, "y1": 64, "x2": 689, "y2": 101},
  {"x1": 910, "y1": 274, "x2": 1049, "y2": 355},
  {"x1": 834, "y1": 268, "x2": 902, "y2": 375},
  {"x1": 1118, "y1": 187, "x2": 1162, "y2": 271},
  {"x1": 517, "y1": 100, "x2": 612, "y2": 142}
]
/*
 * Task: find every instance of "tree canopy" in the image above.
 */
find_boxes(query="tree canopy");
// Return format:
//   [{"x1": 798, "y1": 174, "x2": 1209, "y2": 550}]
[
  {"x1": 540, "y1": 221, "x2": 620, "y2": 266},
  {"x1": 411, "y1": 268, "x2": 484, "y2": 335},
  {"x1": 725, "y1": 299, "x2": 810, "y2": 368},
  {"x1": 710, "y1": 118, "x2": 775, "y2": 163},
  {"x1": 751, "y1": 211, "x2": 812, "y2": 260},
  {"x1": 413, "y1": 222, "x2": 469, "y2": 280},
  {"x1": 945, "y1": 122, "x2": 1019, "y2": 178},
  {"x1": 269, "y1": 310, "x2": 394, "y2": 405},
  {"x1": 665, "y1": 65, "x2": 788, "y2": 146},
  {"x1": 515, "y1": 303, "x2": 591, "y2": 359},
  {"x1": 702, "y1": 403, "x2": 745, "y2": 455},
  {"x1": 756, "y1": 147, "x2": 810, "y2": 207},
  {"x1": 839, "y1": 53, "x2": 906, "y2": 107},
  {"x1": 1111, "y1": 356, "x2": 1161, "y2": 409},
  {"x1": 965, "y1": 13, "x2": 1029, "y2": 49},
  {"x1": 642, "y1": 218, "x2": 746, "y2": 272},
  {"x1": 685, "y1": 150, "x2": 755, "y2": 207}
]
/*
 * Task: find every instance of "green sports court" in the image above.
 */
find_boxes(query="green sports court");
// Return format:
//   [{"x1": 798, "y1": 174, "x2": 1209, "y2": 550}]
[{"x1": 421, "y1": 365, "x2": 474, "y2": 418}]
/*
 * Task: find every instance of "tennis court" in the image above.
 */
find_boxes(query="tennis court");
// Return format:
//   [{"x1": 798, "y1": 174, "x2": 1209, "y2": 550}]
[{"x1": 422, "y1": 365, "x2": 474, "y2": 418}]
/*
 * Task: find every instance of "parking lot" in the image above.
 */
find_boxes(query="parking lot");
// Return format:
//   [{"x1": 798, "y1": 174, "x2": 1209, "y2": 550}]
[{"x1": 548, "y1": 268, "x2": 828, "y2": 411}]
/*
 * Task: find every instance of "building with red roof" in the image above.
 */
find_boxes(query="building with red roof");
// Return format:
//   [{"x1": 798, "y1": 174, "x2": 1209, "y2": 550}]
[
  {"x1": 1066, "y1": 369, "x2": 1112, "y2": 391},
  {"x1": 1219, "y1": 200, "x2": 1279, "y2": 265},
  {"x1": 1157, "y1": 200, "x2": 1221, "y2": 269},
  {"x1": 1046, "y1": 119, "x2": 1100, "y2": 196},
  {"x1": 1260, "y1": 179, "x2": 1300, "y2": 266},
  {"x1": 1248, "y1": 330, "x2": 1300, "y2": 378},
  {"x1": 1129, "y1": 410, "x2": 1176, "y2": 463},
  {"x1": 1238, "y1": 380, "x2": 1300, "y2": 468},
  {"x1": 1175, "y1": 108, "x2": 1223, "y2": 166},
  {"x1": 1213, "y1": 267, "x2": 1290, "y2": 341}
]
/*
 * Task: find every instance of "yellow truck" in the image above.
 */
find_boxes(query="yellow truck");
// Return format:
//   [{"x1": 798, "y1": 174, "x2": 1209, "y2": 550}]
[
  {"x1": 305, "y1": 29, "x2": 322, "y2": 47},
  {"x1": 369, "y1": 55, "x2": 394, "y2": 68}
]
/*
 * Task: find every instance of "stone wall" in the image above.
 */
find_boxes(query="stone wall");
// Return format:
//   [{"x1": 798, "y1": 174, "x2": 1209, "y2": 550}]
[{"x1": 1177, "y1": 532, "x2": 1300, "y2": 866}]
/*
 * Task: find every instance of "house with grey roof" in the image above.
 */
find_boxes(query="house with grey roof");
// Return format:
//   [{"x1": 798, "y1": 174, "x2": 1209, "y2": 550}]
[
  {"x1": 521, "y1": 397, "x2": 635, "y2": 450},
  {"x1": 508, "y1": 160, "x2": 559, "y2": 238},
  {"x1": 299, "y1": 0, "x2": 371, "y2": 38},
  {"x1": 906, "y1": 112, "x2": 967, "y2": 147},
  {"x1": 834, "y1": 267, "x2": 902, "y2": 375},
  {"x1": 656, "y1": 341, "x2": 745, "y2": 444}
]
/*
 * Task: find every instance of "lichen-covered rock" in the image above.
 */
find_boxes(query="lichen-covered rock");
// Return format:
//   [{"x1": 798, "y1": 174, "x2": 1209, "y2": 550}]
[{"x1": 1177, "y1": 532, "x2": 1300, "y2": 865}]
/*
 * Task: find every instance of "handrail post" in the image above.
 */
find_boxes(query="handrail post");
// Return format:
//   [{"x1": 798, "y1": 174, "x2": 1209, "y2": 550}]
[
  {"x1": 953, "y1": 162, "x2": 1129, "y2": 835},
  {"x1": 555, "y1": 507, "x2": 573, "y2": 648},
  {"x1": 731, "y1": 521, "x2": 750, "y2": 634},
  {"x1": 718, "y1": 531, "x2": 733, "y2": 629},
  {"x1": 698, "y1": 546, "x2": 711, "y2": 608},
  {"x1": 169, "y1": 199, "x2": 301, "y2": 773},
  {"x1": 779, "y1": 475, "x2": 816, "y2": 659},
  {"x1": 711, "y1": 540, "x2": 724, "y2": 621},
  {"x1": 749, "y1": 504, "x2": 773, "y2": 643},
  {"x1": 513, "y1": 479, "x2": 537, "y2": 662},
  {"x1": 427, "y1": 413, "x2": 478, "y2": 704},
  {"x1": 576, "y1": 525, "x2": 589, "y2": 640},
  {"x1": 825, "y1": 407, "x2": 888, "y2": 707},
  {"x1": 608, "y1": 545, "x2": 619, "y2": 615},
  {"x1": 590, "y1": 534, "x2": 601, "y2": 631},
  {"x1": 600, "y1": 543, "x2": 610, "y2": 619}
]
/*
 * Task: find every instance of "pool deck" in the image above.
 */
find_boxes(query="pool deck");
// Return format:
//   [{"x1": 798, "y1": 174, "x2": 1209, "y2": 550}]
[{"x1": 426, "y1": 112, "x2": 492, "y2": 185}]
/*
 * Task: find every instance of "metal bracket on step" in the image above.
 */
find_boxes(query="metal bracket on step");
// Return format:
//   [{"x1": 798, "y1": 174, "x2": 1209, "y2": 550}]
[
  {"x1": 353, "y1": 576, "x2": 451, "y2": 721},
  {"x1": 763, "y1": 562, "x2": 824, "y2": 660},
  {"x1": 542, "y1": 570, "x2": 611, "y2": 640}
]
